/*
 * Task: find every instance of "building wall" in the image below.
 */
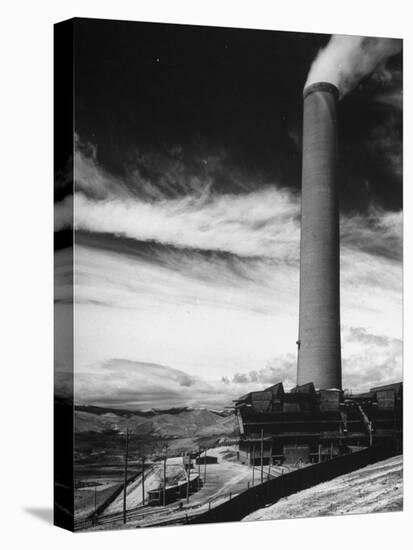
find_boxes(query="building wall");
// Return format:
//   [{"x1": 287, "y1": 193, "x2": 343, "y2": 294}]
[{"x1": 283, "y1": 444, "x2": 310, "y2": 464}]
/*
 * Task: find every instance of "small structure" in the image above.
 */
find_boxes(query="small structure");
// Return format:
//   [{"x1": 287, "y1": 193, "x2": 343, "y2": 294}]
[
  {"x1": 182, "y1": 454, "x2": 193, "y2": 471},
  {"x1": 370, "y1": 382, "x2": 402, "y2": 410},
  {"x1": 147, "y1": 474, "x2": 201, "y2": 506},
  {"x1": 195, "y1": 454, "x2": 218, "y2": 465}
]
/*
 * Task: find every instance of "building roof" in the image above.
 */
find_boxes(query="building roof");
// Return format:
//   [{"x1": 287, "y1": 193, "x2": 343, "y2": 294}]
[
  {"x1": 291, "y1": 382, "x2": 316, "y2": 395},
  {"x1": 370, "y1": 382, "x2": 403, "y2": 394},
  {"x1": 234, "y1": 392, "x2": 251, "y2": 403},
  {"x1": 264, "y1": 382, "x2": 285, "y2": 396}
]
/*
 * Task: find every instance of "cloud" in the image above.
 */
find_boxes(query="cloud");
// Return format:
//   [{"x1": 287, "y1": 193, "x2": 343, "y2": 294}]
[
  {"x1": 55, "y1": 144, "x2": 402, "y2": 267},
  {"x1": 232, "y1": 373, "x2": 250, "y2": 384},
  {"x1": 347, "y1": 327, "x2": 393, "y2": 347},
  {"x1": 230, "y1": 355, "x2": 297, "y2": 389},
  {"x1": 63, "y1": 197, "x2": 401, "y2": 397},
  {"x1": 56, "y1": 332, "x2": 402, "y2": 408},
  {"x1": 342, "y1": 329, "x2": 402, "y2": 391},
  {"x1": 55, "y1": 138, "x2": 301, "y2": 259},
  {"x1": 61, "y1": 355, "x2": 300, "y2": 410},
  {"x1": 53, "y1": 140, "x2": 402, "y2": 405},
  {"x1": 56, "y1": 187, "x2": 301, "y2": 261},
  {"x1": 340, "y1": 208, "x2": 402, "y2": 261},
  {"x1": 66, "y1": 359, "x2": 245, "y2": 409},
  {"x1": 73, "y1": 135, "x2": 260, "y2": 202}
]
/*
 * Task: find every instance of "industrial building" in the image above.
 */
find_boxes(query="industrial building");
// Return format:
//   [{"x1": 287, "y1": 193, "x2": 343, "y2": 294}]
[
  {"x1": 235, "y1": 382, "x2": 402, "y2": 466},
  {"x1": 233, "y1": 80, "x2": 403, "y2": 467}
]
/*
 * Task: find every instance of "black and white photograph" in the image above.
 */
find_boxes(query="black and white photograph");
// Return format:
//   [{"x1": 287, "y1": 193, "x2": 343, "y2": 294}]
[{"x1": 53, "y1": 18, "x2": 403, "y2": 532}]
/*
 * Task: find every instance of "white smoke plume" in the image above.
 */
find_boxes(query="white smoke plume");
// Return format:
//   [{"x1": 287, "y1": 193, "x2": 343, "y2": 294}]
[{"x1": 305, "y1": 35, "x2": 402, "y2": 97}]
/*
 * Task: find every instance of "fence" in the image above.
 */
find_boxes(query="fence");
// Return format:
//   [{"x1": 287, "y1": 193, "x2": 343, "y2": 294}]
[
  {"x1": 186, "y1": 443, "x2": 398, "y2": 524},
  {"x1": 74, "y1": 443, "x2": 398, "y2": 530},
  {"x1": 74, "y1": 466, "x2": 153, "y2": 530},
  {"x1": 75, "y1": 503, "x2": 175, "y2": 530}
]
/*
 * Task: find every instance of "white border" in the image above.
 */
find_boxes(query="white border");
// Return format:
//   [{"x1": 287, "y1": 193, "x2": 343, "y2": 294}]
[{"x1": 1, "y1": 1, "x2": 410, "y2": 549}]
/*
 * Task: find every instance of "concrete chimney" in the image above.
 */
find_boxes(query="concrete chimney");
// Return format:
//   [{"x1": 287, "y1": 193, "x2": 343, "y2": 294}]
[{"x1": 297, "y1": 81, "x2": 342, "y2": 390}]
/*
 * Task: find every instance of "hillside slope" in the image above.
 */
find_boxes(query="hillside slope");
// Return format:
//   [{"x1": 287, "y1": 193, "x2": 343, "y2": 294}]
[
  {"x1": 75, "y1": 407, "x2": 237, "y2": 438},
  {"x1": 243, "y1": 455, "x2": 403, "y2": 521}
]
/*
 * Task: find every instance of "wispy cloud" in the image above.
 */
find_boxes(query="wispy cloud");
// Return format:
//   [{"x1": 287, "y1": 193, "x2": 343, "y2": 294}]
[
  {"x1": 56, "y1": 142, "x2": 402, "y2": 265},
  {"x1": 54, "y1": 141, "x2": 402, "y2": 407},
  {"x1": 67, "y1": 359, "x2": 241, "y2": 409},
  {"x1": 73, "y1": 135, "x2": 257, "y2": 201},
  {"x1": 341, "y1": 208, "x2": 402, "y2": 261},
  {"x1": 57, "y1": 187, "x2": 301, "y2": 260}
]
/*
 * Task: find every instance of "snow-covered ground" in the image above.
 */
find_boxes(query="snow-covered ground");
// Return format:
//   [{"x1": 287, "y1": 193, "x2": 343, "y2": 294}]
[
  {"x1": 102, "y1": 465, "x2": 159, "y2": 515},
  {"x1": 243, "y1": 455, "x2": 403, "y2": 522},
  {"x1": 103, "y1": 456, "x2": 191, "y2": 515},
  {"x1": 94, "y1": 446, "x2": 254, "y2": 527}
]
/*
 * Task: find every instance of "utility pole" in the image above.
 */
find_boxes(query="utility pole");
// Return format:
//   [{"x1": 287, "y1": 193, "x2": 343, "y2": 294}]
[
  {"x1": 123, "y1": 428, "x2": 129, "y2": 524},
  {"x1": 267, "y1": 444, "x2": 273, "y2": 480},
  {"x1": 182, "y1": 452, "x2": 190, "y2": 504},
  {"x1": 163, "y1": 453, "x2": 167, "y2": 507},
  {"x1": 141, "y1": 455, "x2": 145, "y2": 505},
  {"x1": 252, "y1": 445, "x2": 255, "y2": 486},
  {"x1": 94, "y1": 485, "x2": 97, "y2": 515},
  {"x1": 185, "y1": 453, "x2": 190, "y2": 504},
  {"x1": 198, "y1": 447, "x2": 201, "y2": 490},
  {"x1": 203, "y1": 448, "x2": 207, "y2": 484},
  {"x1": 260, "y1": 429, "x2": 264, "y2": 484}
]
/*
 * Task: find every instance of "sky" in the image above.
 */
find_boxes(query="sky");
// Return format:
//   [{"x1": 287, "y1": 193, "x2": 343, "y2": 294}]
[{"x1": 54, "y1": 19, "x2": 402, "y2": 410}]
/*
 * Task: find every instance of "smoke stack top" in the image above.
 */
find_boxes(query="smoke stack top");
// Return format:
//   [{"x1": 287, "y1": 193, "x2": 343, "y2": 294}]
[
  {"x1": 305, "y1": 34, "x2": 401, "y2": 98},
  {"x1": 303, "y1": 81, "x2": 339, "y2": 99}
]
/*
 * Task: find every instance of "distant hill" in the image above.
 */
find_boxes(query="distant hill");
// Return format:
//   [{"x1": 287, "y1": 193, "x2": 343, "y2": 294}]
[
  {"x1": 74, "y1": 405, "x2": 237, "y2": 439},
  {"x1": 75, "y1": 404, "x2": 206, "y2": 418}
]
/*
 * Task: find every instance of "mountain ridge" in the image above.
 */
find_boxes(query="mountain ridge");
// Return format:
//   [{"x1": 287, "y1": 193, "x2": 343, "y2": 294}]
[{"x1": 74, "y1": 404, "x2": 237, "y2": 439}]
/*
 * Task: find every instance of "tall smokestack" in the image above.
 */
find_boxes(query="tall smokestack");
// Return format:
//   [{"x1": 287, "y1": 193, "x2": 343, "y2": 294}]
[{"x1": 297, "y1": 81, "x2": 342, "y2": 390}]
